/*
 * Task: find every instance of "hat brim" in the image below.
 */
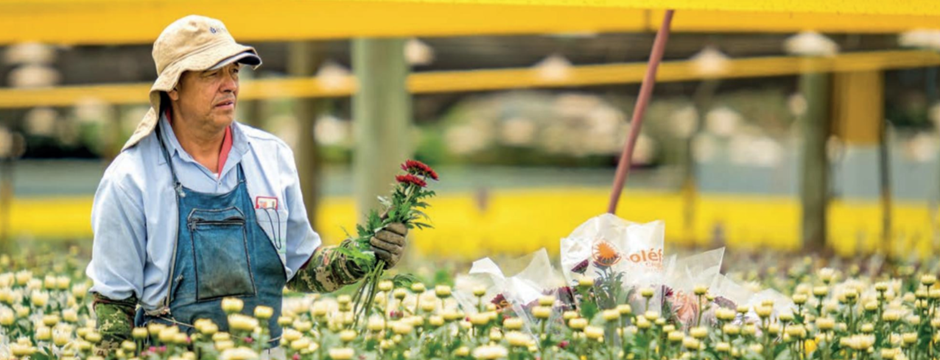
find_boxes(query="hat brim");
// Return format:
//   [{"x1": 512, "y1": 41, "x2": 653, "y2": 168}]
[
  {"x1": 122, "y1": 42, "x2": 262, "y2": 151},
  {"x1": 208, "y1": 51, "x2": 262, "y2": 71}
]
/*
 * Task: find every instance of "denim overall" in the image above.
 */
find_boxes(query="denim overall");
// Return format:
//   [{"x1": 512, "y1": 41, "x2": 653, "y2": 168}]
[{"x1": 136, "y1": 123, "x2": 286, "y2": 341}]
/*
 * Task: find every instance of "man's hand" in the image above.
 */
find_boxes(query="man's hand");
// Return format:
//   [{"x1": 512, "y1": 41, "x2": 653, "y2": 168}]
[{"x1": 371, "y1": 223, "x2": 407, "y2": 269}]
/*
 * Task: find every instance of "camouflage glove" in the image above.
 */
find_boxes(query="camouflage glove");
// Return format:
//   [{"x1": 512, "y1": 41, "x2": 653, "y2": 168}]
[
  {"x1": 371, "y1": 223, "x2": 407, "y2": 269},
  {"x1": 92, "y1": 292, "x2": 137, "y2": 356},
  {"x1": 287, "y1": 240, "x2": 367, "y2": 293}
]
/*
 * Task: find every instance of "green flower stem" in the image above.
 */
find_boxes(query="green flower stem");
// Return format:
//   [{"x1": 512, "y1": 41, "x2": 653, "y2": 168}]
[{"x1": 695, "y1": 294, "x2": 704, "y2": 328}]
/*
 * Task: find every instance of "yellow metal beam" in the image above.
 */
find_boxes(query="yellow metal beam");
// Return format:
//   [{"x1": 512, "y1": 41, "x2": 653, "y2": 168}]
[
  {"x1": 1, "y1": 0, "x2": 939, "y2": 45},
  {"x1": 2, "y1": 50, "x2": 939, "y2": 109},
  {"x1": 0, "y1": 0, "x2": 645, "y2": 45},
  {"x1": 388, "y1": 0, "x2": 940, "y2": 16}
]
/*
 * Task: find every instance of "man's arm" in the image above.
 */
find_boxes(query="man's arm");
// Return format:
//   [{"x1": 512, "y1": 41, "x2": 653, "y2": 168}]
[
  {"x1": 286, "y1": 240, "x2": 365, "y2": 293},
  {"x1": 86, "y1": 163, "x2": 147, "y2": 355}
]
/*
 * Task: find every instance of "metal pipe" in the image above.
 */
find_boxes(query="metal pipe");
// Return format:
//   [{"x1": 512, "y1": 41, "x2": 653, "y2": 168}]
[{"x1": 607, "y1": 9, "x2": 675, "y2": 214}]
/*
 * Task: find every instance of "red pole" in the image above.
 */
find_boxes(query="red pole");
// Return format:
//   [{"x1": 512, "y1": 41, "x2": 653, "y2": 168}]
[{"x1": 607, "y1": 9, "x2": 675, "y2": 214}]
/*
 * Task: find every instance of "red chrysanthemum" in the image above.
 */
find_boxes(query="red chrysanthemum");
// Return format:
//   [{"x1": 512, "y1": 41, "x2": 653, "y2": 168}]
[
  {"x1": 401, "y1": 159, "x2": 439, "y2": 180},
  {"x1": 395, "y1": 174, "x2": 427, "y2": 188}
]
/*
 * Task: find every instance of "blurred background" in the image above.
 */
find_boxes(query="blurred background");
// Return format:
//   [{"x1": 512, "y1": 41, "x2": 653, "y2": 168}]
[{"x1": 1, "y1": 1, "x2": 939, "y2": 262}]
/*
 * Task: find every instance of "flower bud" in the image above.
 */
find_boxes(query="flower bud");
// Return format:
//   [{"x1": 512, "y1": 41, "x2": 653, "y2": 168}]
[
  {"x1": 767, "y1": 324, "x2": 781, "y2": 336},
  {"x1": 221, "y1": 298, "x2": 244, "y2": 314},
  {"x1": 378, "y1": 281, "x2": 393, "y2": 292},
  {"x1": 473, "y1": 286, "x2": 487, "y2": 297},
  {"x1": 617, "y1": 304, "x2": 632, "y2": 316},
  {"x1": 538, "y1": 296, "x2": 555, "y2": 307},
  {"x1": 690, "y1": 327, "x2": 708, "y2": 339},
  {"x1": 339, "y1": 330, "x2": 357, "y2": 343},
  {"x1": 393, "y1": 321, "x2": 414, "y2": 335},
  {"x1": 902, "y1": 332, "x2": 917, "y2": 345},
  {"x1": 883, "y1": 310, "x2": 900, "y2": 322},
  {"x1": 311, "y1": 302, "x2": 328, "y2": 317},
  {"x1": 435, "y1": 286, "x2": 451, "y2": 298},
  {"x1": 723, "y1": 324, "x2": 740, "y2": 335},
  {"x1": 254, "y1": 306, "x2": 273, "y2": 320},
  {"x1": 578, "y1": 277, "x2": 594, "y2": 288},
  {"x1": 693, "y1": 285, "x2": 708, "y2": 296},
  {"x1": 212, "y1": 332, "x2": 231, "y2": 342},
  {"x1": 470, "y1": 313, "x2": 490, "y2": 326},
  {"x1": 36, "y1": 326, "x2": 52, "y2": 341},
  {"x1": 533, "y1": 306, "x2": 552, "y2": 320},
  {"x1": 488, "y1": 329, "x2": 502, "y2": 342},
  {"x1": 410, "y1": 283, "x2": 426, "y2": 293},
  {"x1": 756, "y1": 306, "x2": 772, "y2": 318},
  {"x1": 568, "y1": 318, "x2": 587, "y2": 330},
  {"x1": 85, "y1": 331, "x2": 102, "y2": 344},
  {"x1": 393, "y1": 288, "x2": 408, "y2": 300},
  {"x1": 290, "y1": 338, "x2": 311, "y2": 351},
  {"x1": 584, "y1": 326, "x2": 604, "y2": 340},
  {"x1": 716, "y1": 308, "x2": 736, "y2": 321},
  {"x1": 30, "y1": 291, "x2": 49, "y2": 307},
  {"x1": 594, "y1": 310, "x2": 616, "y2": 323},
  {"x1": 328, "y1": 348, "x2": 355, "y2": 360},
  {"x1": 132, "y1": 327, "x2": 149, "y2": 340},
  {"x1": 367, "y1": 318, "x2": 386, "y2": 332},
  {"x1": 0, "y1": 308, "x2": 13, "y2": 326},
  {"x1": 506, "y1": 331, "x2": 530, "y2": 347},
  {"x1": 215, "y1": 340, "x2": 234, "y2": 351},
  {"x1": 53, "y1": 330, "x2": 71, "y2": 346},
  {"x1": 504, "y1": 318, "x2": 523, "y2": 331},
  {"x1": 667, "y1": 331, "x2": 684, "y2": 342},
  {"x1": 792, "y1": 294, "x2": 807, "y2": 305}
]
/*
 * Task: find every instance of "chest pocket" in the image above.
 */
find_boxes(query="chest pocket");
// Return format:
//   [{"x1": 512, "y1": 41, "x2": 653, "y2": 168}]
[
  {"x1": 188, "y1": 207, "x2": 256, "y2": 301},
  {"x1": 255, "y1": 207, "x2": 288, "y2": 257}
]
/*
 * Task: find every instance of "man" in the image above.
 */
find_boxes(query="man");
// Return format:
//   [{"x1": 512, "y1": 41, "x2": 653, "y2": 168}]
[{"x1": 86, "y1": 15, "x2": 408, "y2": 353}]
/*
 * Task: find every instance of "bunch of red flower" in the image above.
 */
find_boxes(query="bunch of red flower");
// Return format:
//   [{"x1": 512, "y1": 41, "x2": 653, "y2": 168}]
[
  {"x1": 396, "y1": 160, "x2": 438, "y2": 188},
  {"x1": 401, "y1": 159, "x2": 439, "y2": 181}
]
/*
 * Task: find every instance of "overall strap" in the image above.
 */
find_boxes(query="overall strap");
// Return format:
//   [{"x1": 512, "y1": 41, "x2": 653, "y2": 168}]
[{"x1": 155, "y1": 122, "x2": 182, "y2": 186}]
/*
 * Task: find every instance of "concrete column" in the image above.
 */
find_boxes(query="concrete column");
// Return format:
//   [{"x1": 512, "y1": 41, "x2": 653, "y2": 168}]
[
  {"x1": 288, "y1": 41, "x2": 323, "y2": 229},
  {"x1": 799, "y1": 71, "x2": 831, "y2": 251},
  {"x1": 352, "y1": 38, "x2": 411, "y2": 223}
]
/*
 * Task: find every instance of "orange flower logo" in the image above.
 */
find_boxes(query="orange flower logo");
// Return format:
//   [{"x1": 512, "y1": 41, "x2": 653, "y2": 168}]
[{"x1": 592, "y1": 240, "x2": 622, "y2": 267}]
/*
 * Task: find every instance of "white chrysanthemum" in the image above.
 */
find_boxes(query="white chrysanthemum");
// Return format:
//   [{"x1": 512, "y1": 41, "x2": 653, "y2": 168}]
[{"x1": 472, "y1": 344, "x2": 508, "y2": 359}]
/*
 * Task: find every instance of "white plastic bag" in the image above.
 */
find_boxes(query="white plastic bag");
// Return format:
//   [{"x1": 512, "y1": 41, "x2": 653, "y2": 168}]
[{"x1": 560, "y1": 213, "x2": 667, "y2": 313}]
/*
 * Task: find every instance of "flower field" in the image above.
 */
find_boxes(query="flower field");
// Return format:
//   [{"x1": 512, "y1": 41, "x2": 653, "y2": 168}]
[{"x1": 2, "y1": 247, "x2": 940, "y2": 360}]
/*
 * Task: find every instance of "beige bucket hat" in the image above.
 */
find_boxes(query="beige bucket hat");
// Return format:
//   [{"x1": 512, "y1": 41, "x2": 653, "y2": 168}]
[{"x1": 123, "y1": 15, "x2": 262, "y2": 150}]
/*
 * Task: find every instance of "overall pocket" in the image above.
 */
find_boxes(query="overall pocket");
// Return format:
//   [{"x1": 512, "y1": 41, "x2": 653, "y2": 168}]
[{"x1": 188, "y1": 207, "x2": 256, "y2": 301}]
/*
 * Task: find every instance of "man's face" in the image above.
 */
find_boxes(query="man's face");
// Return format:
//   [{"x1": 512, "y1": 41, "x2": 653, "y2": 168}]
[{"x1": 168, "y1": 63, "x2": 240, "y2": 130}]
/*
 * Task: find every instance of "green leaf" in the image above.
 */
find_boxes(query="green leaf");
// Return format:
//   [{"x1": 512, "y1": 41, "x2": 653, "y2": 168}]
[
  {"x1": 391, "y1": 274, "x2": 418, "y2": 288},
  {"x1": 411, "y1": 209, "x2": 430, "y2": 220}
]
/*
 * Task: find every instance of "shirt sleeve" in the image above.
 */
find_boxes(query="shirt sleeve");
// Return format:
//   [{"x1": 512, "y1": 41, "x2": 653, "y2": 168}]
[
  {"x1": 280, "y1": 145, "x2": 322, "y2": 280},
  {"x1": 86, "y1": 166, "x2": 147, "y2": 301}
]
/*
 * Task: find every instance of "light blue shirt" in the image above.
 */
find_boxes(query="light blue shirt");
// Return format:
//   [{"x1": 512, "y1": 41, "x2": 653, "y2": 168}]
[{"x1": 86, "y1": 114, "x2": 321, "y2": 311}]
